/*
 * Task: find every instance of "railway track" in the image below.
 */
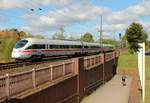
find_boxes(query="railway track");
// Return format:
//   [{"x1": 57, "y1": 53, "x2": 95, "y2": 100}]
[
  {"x1": 0, "y1": 53, "x2": 103, "y2": 76},
  {"x1": 0, "y1": 56, "x2": 69, "y2": 70}
]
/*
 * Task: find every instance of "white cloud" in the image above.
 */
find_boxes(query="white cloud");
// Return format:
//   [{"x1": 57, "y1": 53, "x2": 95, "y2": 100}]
[
  {"x1": 1, "y1": 0, "x2": 150, "y2": 37},
  {"x1": 0, "y1": 0, "x2": 25, "y2": 9},
  {"x1": 22, "y1": 2, "x2": 110, "y2": 33},
  {"x1": 0, "y1": 0, "x2": 74, "y2": 9},
  {"x1": 137, "y1": 21, "x2": 150, "y2": 34},
  {"x1": 96, "y1": 0, "x2": 150, "y2": 35},
  {"x1": 96, "y1": 23, "x2": 128, "y2": 32},
  {"x1": 105, "y1": 1, "x2": 150, "y2": 24}
]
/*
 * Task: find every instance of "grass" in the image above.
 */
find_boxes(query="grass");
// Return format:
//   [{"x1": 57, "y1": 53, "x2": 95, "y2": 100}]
[
  {"x1": 118, "y1": 51, "x2": 150, "y2": 103},
  {"x1": 118, "y1": 52, "x2": 138, "y2": 69}
]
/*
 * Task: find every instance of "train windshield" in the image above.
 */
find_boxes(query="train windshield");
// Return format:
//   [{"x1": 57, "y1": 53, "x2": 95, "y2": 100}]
[{"x1": 15, "y1": 40, "x2": 28, "y2": 49}]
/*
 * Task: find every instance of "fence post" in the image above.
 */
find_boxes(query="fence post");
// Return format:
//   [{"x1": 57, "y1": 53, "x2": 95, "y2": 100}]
[
  {"x1": 71, "y1": 60, "x2": 75, "y2": 73},
  {"x1": 6, "y1": 73, "x2": 10, "y2": 100},
  {"x1": 50, "y1": 65, "x2": 53, "y2": 80},
  {"x1": 23, "y1": 63, "x2": 26, "y2": 70},
  {"x1": 63, "y1": 63, "x2": 65, "y2": 76},
  {"x1": 102, "y1": 53, "x2": 105, "y2": 84},
  {"x1": 32, "y1": 69, "x2": 36, "y2": 88}
]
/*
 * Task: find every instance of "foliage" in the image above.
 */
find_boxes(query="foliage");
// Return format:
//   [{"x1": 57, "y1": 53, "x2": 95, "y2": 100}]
[
  {"x1": 52, "y1": 32, "x2": 65, "y2": 40},
  {"x1": 96, "y1": 39, "x2": 119, "y2": 47},
  {"x1": 0, "y1": 38, "x2": 17, "y2": 62},
  {"x1": 80, "y1": 32, "x2": 94, "y2": 42},
  {"x1": 28, "y1": 34, "x2": 45, "y2": 39},
  {"x1": 52, "y1": 26, "x2": 66, "y2": 40},
  {"x1": 121, "y1": 34, "x2": 128, "y2": 48},
  {"x1": 68, "y1": 35, "x2": 80, "y2": 41},
  {"x1": 125, "y1": 22, "x2": 148, "y2": 52},
  {"x1": 0, "y1": 29, "x2": 27, "y2": 39},
  {"x1": 19, "y1": 31, "x2": 27, "y2": 38},
  {"x1": 146, "y1": 40, "x2": 150, "y2": 50},
  {"x1": 102, "y1": 39, "x2": 118, "y2": 46}
]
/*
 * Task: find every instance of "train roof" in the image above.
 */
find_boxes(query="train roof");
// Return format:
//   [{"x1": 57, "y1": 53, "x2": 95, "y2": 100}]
[
  {"x1": 23, "y1": 38, "x2": 82, "y2": 45},
  {"x1": 21, "y1": 38, "x2": 113, "y2": 47}
]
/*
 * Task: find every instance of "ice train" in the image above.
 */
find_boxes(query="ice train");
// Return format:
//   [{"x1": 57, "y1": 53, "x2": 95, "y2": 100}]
[{"x1": 11, "y1": 38, "x2": 114, "y2": 60}]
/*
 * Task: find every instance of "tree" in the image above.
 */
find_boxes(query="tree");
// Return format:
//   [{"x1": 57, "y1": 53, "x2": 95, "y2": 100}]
[
  {"x1": 33, "y1": 34, "x2": 45, "y2": 39},
  {"x1": 68, "y1": 35, "x2": 80, "y2": 41},
  {"x1": 52, "y1": 26, "x2": 65, "y2": 40},
  {"x1": 125, "y1": 22, "x2": 148, "y2": 52},
  {"x1": 122, "y1": 34, "x2": 128, "y2": 48},
  {"x1": 19, "y1": 31, "x2": 27, "y2": 38},
  {"x1": 80, "y1": 32, "x2": 94, "y2": 42},
  {"x1": 52, "y1": 32, "x2": 65, "y2": 40},
  {"x1": 9, "y1": 29, "x2": 27, "y2": 39},
  {"x1": 10, "y1": 28, "x2": 20, "y2": 38}
]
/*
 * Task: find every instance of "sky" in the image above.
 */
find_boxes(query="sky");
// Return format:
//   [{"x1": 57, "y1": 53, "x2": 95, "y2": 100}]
[{"x1": 0, "y1": 0, "x2": 150, "y2": 40}]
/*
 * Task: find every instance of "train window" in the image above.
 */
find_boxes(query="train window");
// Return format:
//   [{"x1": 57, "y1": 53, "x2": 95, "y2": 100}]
[
  {"x1": 15, "y1": 40, "x2": 28, "y2": 49},
  {"x1": 49, "y1": 45, "x2": 53, "y2": 49},
  {"x1": 74, "y1": 45, "x2": 77, "y2": 48},
  {"x1": 65, "y1": 45, "x2": 69, "y2": 48},
  {"x1": 51, "y1": 45, "x2": 54, "y2": 49},
  {"x1": 73, "y1": 45, "x2": 76, "y2": 48},
  {"x1": 62, "y1": 45, "x2": 66, "y2": 49},
  {"x1": 80, "y1": 46, "x2": 83, "y2": 48},
  {"x1": 70, "y1": 45, "x2": 73, "y2": 48},
  {"x1": 63, "y1": 45, "x2": 66, "y2": 48},
  {"x1": 56, "y1": 45, "x2": 59, "y2": 49},
  {"x1": 60, "y1": 45, "x2": 63, "y2": 49},
  {"x1": 84, "y1": 46, "x2": 88, "y2": 48},
  {"x1": 75, "y1": 45, "x2": 81, "y2": 48},
  {"x1": 27, "y1": 44, "x2": 45, "y2": 49},
  {"x1": 26, "y1": 45, "x2": 32, "y2": 49},
  {"x1": 52, "y1": 45, "x2": 59, "y2": 49}
]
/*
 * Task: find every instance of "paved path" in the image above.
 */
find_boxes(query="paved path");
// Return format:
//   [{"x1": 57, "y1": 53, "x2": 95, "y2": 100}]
[{"x1": 81, "y1": 75, "x2": 132, "y2": 103}]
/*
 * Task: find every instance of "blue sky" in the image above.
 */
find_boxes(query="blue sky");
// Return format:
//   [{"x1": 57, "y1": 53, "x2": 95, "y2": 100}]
[{"x1": 0, "y1": 0, "x2": 150, "y2": 40}]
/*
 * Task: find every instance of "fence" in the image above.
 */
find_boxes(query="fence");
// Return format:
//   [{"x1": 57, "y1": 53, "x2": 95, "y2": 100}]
[
  {"x1": 0, "y1": 49, "x2": 122, "y2": 103},
  {"x1": 0, "y1": 60, "x2": 75, "y2": 102}
]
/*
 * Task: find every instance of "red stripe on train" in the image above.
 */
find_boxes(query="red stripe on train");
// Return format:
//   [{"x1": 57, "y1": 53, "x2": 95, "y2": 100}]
[
  {"x1": 21, "y1": 48, "x2": 102, "y2": 53},
  {"x1": 22, "y1": 49, "x2": 80, "y2": 53},
  {"x1": 22, "y1": 50, "x2": 38, "y2": 52}
]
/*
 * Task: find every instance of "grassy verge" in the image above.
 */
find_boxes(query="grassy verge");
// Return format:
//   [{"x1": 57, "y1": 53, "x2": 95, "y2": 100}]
[
  {"x1": 118, "y1": 51, "x2": 150, "y2": 103},
  {"x1": 118, "y1": 52, "x2": 138, "y2": 69}
]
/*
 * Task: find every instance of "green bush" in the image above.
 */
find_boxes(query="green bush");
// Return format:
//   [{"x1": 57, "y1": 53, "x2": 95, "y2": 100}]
[{"x1": 0, "y1": 38, "x2": 17, "y2": 62}]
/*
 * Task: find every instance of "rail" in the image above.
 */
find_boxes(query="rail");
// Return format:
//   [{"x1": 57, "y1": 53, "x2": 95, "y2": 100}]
[
  {"x1": 0, "y1": 56, "x2": 68, "y2": 70},
  {"x1": 0, "y1": 60, "x2": 76, "y2": 102}
]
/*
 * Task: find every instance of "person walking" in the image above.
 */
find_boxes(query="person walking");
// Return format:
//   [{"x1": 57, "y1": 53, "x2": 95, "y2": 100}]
[{"x1": 121, "y1": 72, "x2": 127, "y2": 86}]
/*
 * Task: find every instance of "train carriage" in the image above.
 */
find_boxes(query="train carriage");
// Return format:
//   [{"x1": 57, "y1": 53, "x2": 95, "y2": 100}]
[{"x1": 11, "y1": 38, "x2": 114, "y2": 60}]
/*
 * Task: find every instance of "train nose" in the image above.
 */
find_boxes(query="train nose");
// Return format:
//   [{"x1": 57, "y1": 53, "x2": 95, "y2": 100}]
[{"x1": 11, "y1": 49, "x2": 21, "y2": 59}]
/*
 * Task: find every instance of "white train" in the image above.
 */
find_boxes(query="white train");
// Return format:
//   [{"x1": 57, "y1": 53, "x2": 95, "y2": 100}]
[{"x1": 11, "y1": 38, "x2": 114, "y2": 60}]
